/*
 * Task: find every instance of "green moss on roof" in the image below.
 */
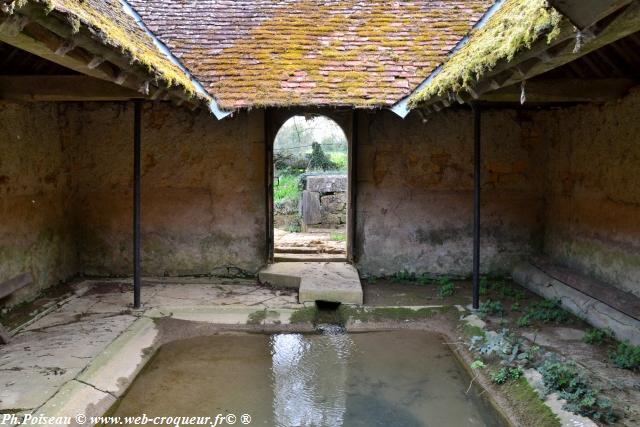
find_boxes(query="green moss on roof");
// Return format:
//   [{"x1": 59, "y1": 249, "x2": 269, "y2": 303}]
[
  {"x1": 130, "y1": 0, "x2": 493, "y2": 109},
  {"x1": 409, "y1": 0, "x2": 564, "y2": 108},
  {"x1": 24, "y1": 0, "x2": 202, "y2": 99}
]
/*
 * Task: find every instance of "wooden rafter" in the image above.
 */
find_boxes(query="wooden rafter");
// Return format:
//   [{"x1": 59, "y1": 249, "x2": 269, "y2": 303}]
[
  {"x1": 0, "y1": 75, "x2": 143, "y2": 101},
  {"x1": 0, "y1": 8, "x2": 198, "y2": 108}
]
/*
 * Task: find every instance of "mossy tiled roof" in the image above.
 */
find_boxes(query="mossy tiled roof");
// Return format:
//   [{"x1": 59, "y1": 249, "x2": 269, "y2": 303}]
[
  {"x1": 128, "y1": 0, "x2": 493, "y2": 110},
  {"x1": 409, "y1": 0, "x2": 564, "y2": 107},
  {"x1": 22, "y1": 0, "x2": 202, "y2": 98}
]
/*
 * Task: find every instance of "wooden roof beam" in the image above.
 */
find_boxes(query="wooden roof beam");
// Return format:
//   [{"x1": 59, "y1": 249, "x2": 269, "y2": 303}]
[
  {"x1": 0, "y1": 75, "x2": 143, "y2": 101},
  {"x1": 0, "y1": 8, "x2": 196, "y2": 106},
  {"x1": 478, "y1": 78, "x2": 637, "y2": 103}
]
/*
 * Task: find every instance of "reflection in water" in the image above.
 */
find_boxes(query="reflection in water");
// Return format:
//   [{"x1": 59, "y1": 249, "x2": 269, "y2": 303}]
[
  {"x1": 271, "y1": 329, "x2": 351, "y2": 427},
  {"x1": 109, "y1": 331, "x2": 507, "y2": 427}
]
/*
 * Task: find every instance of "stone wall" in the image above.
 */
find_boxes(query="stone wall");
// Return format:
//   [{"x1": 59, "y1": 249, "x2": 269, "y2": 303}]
[
  {"x1": 0, "y1": 102, "x2": 79, "y2": 304},
  {"x1": 355, "y1": 109, "x2": 546, "y2": 277},
  {"x1": 2, "y1": 95, "x2": 638, "y2": 303},
  {"x1": 74, "y1": 103, "x2": 266, "y2": 277},
  {"x1": 300, "y1": 174, "x2": 347, "y2": 229},
  {"x1": 538, "y1": 89, "x2": 640, "y2": 297}
]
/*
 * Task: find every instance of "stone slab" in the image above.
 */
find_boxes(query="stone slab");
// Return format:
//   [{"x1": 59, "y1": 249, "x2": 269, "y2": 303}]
[
  {"x1": 0, "y1": 315, "x2": 135, "y2": 411},
  {"x1": 35, "y1": 380, "x2": 116, "y2": 427},
  {"x1": 146, "y1": 306, "x2": 262, "y2": 324},
  {"x1": 305, "y1": 175, "x2": 347, "y2": 193},
  {"x1": 76, "y1": 317, "x2": 159, "y2": 396},
  {"x1": 513, "y1": 261, "x2": 640, "y2": 345},
  {"x1": 260, "y1": 262, "x2": 362, "y2": 305},
  {"x1": 301, "y1": 190, "x2": 322, "y2": 225},
  {"x1": 531, "y1": 256, "x2": 640, "y2": 321}
]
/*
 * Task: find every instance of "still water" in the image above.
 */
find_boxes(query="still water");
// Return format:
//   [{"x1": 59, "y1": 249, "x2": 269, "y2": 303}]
[{"x1": 109, "y1": 329, "x2": 505, "y2": 426}]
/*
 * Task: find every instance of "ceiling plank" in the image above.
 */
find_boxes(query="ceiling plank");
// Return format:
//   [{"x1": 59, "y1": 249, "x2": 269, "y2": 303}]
[
  {"x1": 478, "y1": 78, "x2": 637, "y2": 103},
  {"x1": 0, "y1": 75, "x2": 143, "y2": 101}
]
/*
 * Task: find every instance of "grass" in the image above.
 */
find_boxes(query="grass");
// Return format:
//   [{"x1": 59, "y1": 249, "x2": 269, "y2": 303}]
[
  {"x1": 502, "y1": 377, "x2": 561, "y2": 427},
  {"x1": 330, "y1": 232, "x2": 346, "y2": 242},
  {"x1": 328, "y1": 151, "x2": 348, "y2": 171},
  {"x1": 274, "y1": 174, "x2": 301, "y2": 204}
]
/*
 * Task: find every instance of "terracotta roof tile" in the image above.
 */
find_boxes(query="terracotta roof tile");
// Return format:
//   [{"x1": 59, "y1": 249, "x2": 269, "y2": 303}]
[{"x1": 128, "y1": 0, "x2": 493, "y2": 110}]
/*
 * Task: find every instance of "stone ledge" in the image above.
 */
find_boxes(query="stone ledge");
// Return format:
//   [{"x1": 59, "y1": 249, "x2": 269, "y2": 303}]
[{"x1": 513, "y1": 261, "x2": 640, "y2": 345}]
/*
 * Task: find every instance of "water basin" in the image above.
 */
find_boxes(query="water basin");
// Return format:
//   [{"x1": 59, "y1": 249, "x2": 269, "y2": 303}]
[{"x1": 108, "y1": 330, "x2": 505, "y2": 427}]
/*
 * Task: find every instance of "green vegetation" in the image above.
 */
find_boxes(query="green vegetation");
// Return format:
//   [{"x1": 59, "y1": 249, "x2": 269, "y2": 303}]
[
  {"x1": 478, "y1": 299, "x2": 504, "y2": 318},
  {"x1": 582, "y1": 328, "x2": 609, "y2": 346},
  {"x1": 247, "y1": 310, "x2": 267, "y2": 325},
  {"x1": 389, "y1": 271, "x2": 435, "y2": 285},
  {"x1": 608, "y1": 341, "x2": 640, "y2": 371},
  {"x1": 274, "y1": 174, "x2": 301, "y2": 204},
  {"x1": 289, "y1": 306, "x2": 317, "y2": 324},
  {"x1": 470, "y1": 360, "x2": 485, "y2": 370},
  {"x1": 479, "y1": 276, "x2": 524, "y2": 300},
  {"x1": 517, "y1": 298, "x2": 570, "y2": 327},
  {"x1": 491, "y1": 366, "x2": 523, "y2": 384},
  {"x1": 502, "y1": 378, "x2": 561, "y2": 427},
  {"x1": 540, "y1": 361, "x2": 617, "y2": 423},
  {"x1": 329, "y1": 232, "x2": 345, "y2": 242},
  {"x1": 391, "y1": 270, "x2": 414, "y2": 283},
  {"x1": 329, "y1": 152, "x2": 348, "y2": 170},
  {"x1": 307, "y1": 142, "x2": 337, "y2": 171},
  {"x1": 437, "y1": 277, "x2": 455, "y2": 297}
]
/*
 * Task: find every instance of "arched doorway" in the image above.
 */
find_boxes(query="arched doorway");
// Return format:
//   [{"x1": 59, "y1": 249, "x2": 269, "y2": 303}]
[{"x1": 270, "y1": 115, "x2": 350, "y2": 262}]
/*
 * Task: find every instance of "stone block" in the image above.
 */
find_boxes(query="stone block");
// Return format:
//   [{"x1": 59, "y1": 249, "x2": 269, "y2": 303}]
[
  {"x1": 320, "y1": 193, "x2": 347, "y2": 211},
  {"x1": 301, "y1": 190, "x2": 322, "y2": 225},
  {"x1": 305, "y1": 175, "x2": 347, "y2": 193}
]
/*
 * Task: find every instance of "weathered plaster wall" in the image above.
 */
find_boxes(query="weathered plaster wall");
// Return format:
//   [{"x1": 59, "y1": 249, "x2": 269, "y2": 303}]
[
  {"x1": 0, "y1": 102, "x2": 79, "y2": 304},
  {"x1": 355, "y1": 109, "x2": 546, "y2": 277},
  {"x1": 539, "y1": 89, "x2": 640, "y2": 297},
  {"x1": 74, "y1": 103, "x2": 266, "y2": 277}
]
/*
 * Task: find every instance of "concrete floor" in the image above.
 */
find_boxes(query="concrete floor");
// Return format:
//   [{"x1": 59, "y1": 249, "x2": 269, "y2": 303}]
[{"x1": 0, "y1": 278, "x2": 299, "y2": 418}]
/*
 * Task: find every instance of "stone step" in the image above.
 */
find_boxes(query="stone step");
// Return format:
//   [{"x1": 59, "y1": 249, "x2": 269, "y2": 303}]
[
  {"x1": 259, "y1": 262, "x2": 363, "y2": 305},
  {"x1": 274, "y1": 253, "x2": 347, "y2": 262},
  {"x1": 274, "y1": 246, "x2": 318, "y2": 254}
]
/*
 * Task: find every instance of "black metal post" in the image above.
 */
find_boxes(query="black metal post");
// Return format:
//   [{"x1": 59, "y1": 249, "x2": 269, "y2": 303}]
[
  {"x1": 133, "y1": 101, "x2": 142, "y2": 308},
  {"x1": 472, "y1": 103, "x2": 481, "y2": 310}
]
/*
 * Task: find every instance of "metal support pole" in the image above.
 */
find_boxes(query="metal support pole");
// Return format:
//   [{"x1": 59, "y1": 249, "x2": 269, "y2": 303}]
[
  {"x1": 472, "y1": 103, "x2": 481, "y2": 310},
  {"x1": 133, "y1": 101, "x2": 142, "y2": 308}
]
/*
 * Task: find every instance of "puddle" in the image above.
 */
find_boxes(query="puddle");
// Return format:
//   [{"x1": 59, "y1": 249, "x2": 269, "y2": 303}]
[{"x1": 108, "y1": 330, "x2": 506, "y2": 426}]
